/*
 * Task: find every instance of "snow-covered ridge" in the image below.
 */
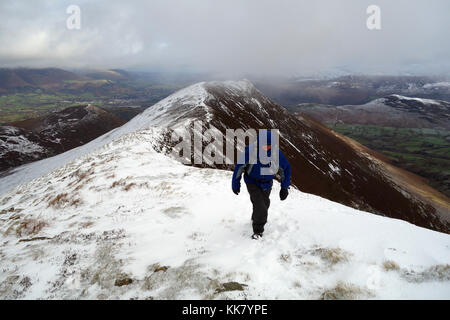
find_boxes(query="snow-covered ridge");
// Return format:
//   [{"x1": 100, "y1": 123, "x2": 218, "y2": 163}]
[
  {"x1": 0, "y1": 81, "x2": 234, "y2": 195},
  {"x1": 0, "y1": 129, "x2": 448, "y2": 299},
  {"x1": 0, "y1": 80, "x2": 265, "y2": 196},
  {"x1": 390, "y1": 94, "x2": 443, "y2": 105},
  {"x1": 0, "y1": 134, "x2": 45, "y2": 157}
]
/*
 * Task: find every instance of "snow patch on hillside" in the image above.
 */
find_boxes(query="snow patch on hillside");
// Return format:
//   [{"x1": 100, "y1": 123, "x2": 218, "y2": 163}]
[
  {"x1": 423, "y1": 82, "x2": 450, "y2": 89},
  {"x1": 0, "y1": 133, "x2": 44, "y2": 158},
  {"x1": 391, "y1": 94, "x2": 442, "y2": 105}
]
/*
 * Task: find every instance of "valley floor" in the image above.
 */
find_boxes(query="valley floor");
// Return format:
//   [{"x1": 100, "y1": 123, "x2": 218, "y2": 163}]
[{"x1": 330, "y1": 124, "x2": 450, "y2": 197}]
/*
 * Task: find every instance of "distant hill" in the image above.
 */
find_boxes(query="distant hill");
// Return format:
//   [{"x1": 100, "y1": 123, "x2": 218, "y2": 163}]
[
  {"x1": 254, "y1": 75, "x2": 450, "y2": 106},
  {"x1": 82, "y1": 69, "x2": 130, "y2": 81},
  {"x1": 288, "y1": 95, "x2": 450, "y2": 130},
  {"x1": 0, "y1": 68, "x2": 135, "y2": 93},
  {"x1": 0, "y1": 105, "x2": 125, "y2": 171},
  {"x1": 0, "y1": 68, "x2": 84, "y2": 90}
]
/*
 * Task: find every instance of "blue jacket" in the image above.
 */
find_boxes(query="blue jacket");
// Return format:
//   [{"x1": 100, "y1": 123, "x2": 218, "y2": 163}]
[{"x1": 232, "y1": 131, "x2": 291, "y2": 191}]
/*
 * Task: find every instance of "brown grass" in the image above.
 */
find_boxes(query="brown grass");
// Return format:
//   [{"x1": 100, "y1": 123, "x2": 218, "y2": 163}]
[
  {"x1": 47, "y1": 193, "x2": 82, "y2": 208},
  {"x1": 124, "y1": 183, "x2": 136, "y2": 191},
  {"x1": 79, "y1": 221, "x2": 95, "y2": 229},
  {"x1": 67, "y1": 168, "x2": 95, "y2": 189},
  {"x1": 111, "y1": 178, "x2": 136, "y2": 191},
  {"x1": 48, "y1": 193, "x2": 69, "y2": 207},
  {"x1": 311, "y1": 247, "x2": 350, "y2": 265},
  {"x1": 154, "y1": 266, "x2": 169, "y2": 273},
  {"x1": 320, "y1": 281, "x2": 368, "y2": 300},
  {"x1": 383, "y1": 260, "x2": 400, "y2": 271},
  {"x1": 111, "y1": 180, "x2": 125, "y2": 188},
  {"x1": 15, "y1": 219, "x2": 48, "y2": 237},
  {"x1": 0, "y1": 207, "x2": 17, "y2": 215},
  {"x1": 279, "y1": 253, "x2": 292, "y2": 263}
]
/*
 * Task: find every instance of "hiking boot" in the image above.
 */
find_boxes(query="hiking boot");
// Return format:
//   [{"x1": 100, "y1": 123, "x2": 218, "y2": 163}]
[{"x1": 251, "y1": 233, "x2": 263, "y2": 240}]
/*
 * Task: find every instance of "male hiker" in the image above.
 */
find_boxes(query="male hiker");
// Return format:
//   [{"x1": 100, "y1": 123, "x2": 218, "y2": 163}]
[{"x1": 231, "y1": 130, "x2": 291, "y2": 239}]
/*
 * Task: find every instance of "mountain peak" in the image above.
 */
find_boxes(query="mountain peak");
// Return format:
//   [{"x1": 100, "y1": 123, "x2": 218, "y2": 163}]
[{"x1": 205, "y1": 79, "x2": 256, "y2": 93}]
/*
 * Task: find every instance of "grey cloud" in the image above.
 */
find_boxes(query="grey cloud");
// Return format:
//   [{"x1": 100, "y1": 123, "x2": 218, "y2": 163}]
[{"x1": 0, "y1": 0, "x2": 449, "y2": 76}]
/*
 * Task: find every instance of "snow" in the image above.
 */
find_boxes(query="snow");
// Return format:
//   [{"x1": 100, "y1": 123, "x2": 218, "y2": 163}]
[
  {"x1": 328, "y1": 163, "x2": 341, "y2": 175},
  {"x1": 0, "y1": 126, "x2": 20, "y2": 135},
  {"x1": 0, "y1": 82, "x2": 211, "y2": 195},
  {"x1": 0, "y1": 132, "x2": 45, "y2": 157},
  {"x1": 0, "y1": 80, "x2": 263, "y2": 195},
  {"x1": 0, "y1": 128, "x2": 449, "y2": 300},
  {"x1": 423, "y1": 82, "x2": 450, "y2": 89},
  {"x1": 0, "y1": 81, "x2": 449, "y2": 299},
  {"x1": 208, "y1": 79, "x2": 255, "y2": 96},
  {"x1": 391, "y1": 94, "x2": 442, "y2": 105}
]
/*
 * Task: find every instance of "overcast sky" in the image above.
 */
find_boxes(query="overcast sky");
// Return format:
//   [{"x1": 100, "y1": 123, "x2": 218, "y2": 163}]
[{"x1": 0, "y1": 0, "x2": 449, "y2": 77}]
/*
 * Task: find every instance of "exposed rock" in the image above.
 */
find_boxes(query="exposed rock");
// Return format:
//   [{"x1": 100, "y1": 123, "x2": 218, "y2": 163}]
[
  {"x1": 114, "y1": 276, "x2": 133, "y2": 287},
  {"x1": 18, "y1": 236, "x2": 53, "y2": 243},
  {"x1": 215, "y1": 281, "x2": 247, "y2": 293},
  {"x1": 154, "y1": 266, "x2": 169, "y2": 273}
]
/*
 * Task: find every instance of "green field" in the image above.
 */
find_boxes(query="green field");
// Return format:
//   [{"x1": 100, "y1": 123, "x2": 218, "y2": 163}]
[
  {"x1": 330, "y1": 124, "x2": 450, "y2": 197},
  {"x1": 0, "y1": 83, "x2": 179, "y2": 124},
  {"x1": 0, "y1": 92, "x2": 71, "y2": 123}
]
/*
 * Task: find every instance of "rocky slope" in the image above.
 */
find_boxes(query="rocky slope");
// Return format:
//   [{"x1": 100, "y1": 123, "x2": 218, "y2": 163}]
[{"x1": 0, "y1": 105, "x2": 125, "y2": 171}]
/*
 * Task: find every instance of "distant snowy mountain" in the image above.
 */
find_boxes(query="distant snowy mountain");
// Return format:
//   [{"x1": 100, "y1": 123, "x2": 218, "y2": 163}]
[
  {"x1": 254, "y1": 75, "x2": 450, "y2": 106},
  {"x1": 0, "y1": 128, "x2": 449, "y2": 299},
  {"x1": 289, "y1": 95, "x2": 450, "y2": 129}
]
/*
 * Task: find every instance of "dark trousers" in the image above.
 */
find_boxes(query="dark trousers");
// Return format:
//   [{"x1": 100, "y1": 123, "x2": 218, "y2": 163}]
[{"x1": 246, "y1": 183, "x2": 272, "y2": 234}]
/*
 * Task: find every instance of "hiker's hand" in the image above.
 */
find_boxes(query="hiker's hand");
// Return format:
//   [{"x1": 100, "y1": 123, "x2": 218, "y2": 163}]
[
  {"x1": 280, "y1": 188, "x2": 288, "y2": 201},
  {"x1": 233, "y1": 188, "x2": 240, "y2": 195}
]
